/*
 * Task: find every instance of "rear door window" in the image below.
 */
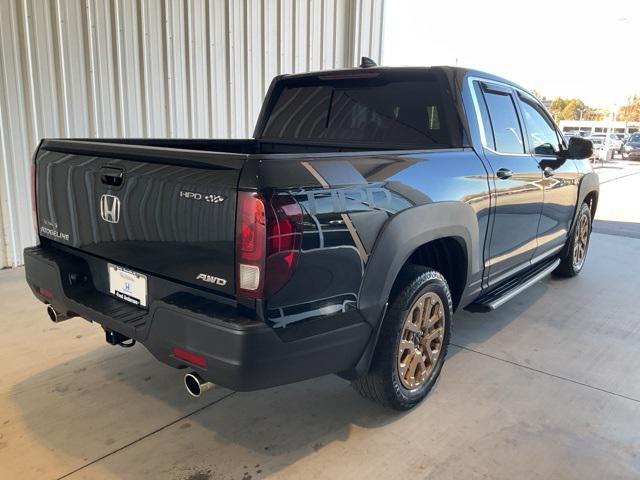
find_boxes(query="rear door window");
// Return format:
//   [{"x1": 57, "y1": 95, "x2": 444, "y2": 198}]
[{"x1": 482, "y1": 90, "x2": 525, "y2": 154}]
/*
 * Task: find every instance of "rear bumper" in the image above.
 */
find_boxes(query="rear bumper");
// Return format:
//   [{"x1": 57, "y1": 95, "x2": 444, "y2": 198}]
[{"x1": 24, "y1": 245, "x2": 371, "y2": 391}]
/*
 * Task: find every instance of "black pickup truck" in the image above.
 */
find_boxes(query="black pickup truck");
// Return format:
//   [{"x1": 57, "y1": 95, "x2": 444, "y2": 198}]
[{"x1": 25, "y1": 65, "x2": 598, "y2": 410}]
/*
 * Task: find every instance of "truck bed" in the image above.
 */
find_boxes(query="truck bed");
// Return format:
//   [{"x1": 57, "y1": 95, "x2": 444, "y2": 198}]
[
  {"x1": 34, "y1": 137, "x2": 430, "y2": 302},
  {"x1": 43, "y1": 137, "x2": 390, "y2": 160}
]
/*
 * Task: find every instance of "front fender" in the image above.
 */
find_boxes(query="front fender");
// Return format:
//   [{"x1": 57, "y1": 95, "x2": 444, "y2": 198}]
[
  {"x1": 560, "y1": 169, "x2": 598, "y2": 258},
  {"x1": 576, "y1": 171, "x2": 599, "y2": 222}
]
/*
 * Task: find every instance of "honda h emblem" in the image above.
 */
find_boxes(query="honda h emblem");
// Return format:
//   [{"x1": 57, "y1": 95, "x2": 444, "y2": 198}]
[{"x1": 100, "y1": 194, "x2": 121, "y2": 223}]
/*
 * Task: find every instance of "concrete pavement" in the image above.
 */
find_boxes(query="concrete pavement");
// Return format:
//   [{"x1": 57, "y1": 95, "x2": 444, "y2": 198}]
[
  {"x1": 593, "y1": 158, "x2": 640, "y2": 238},
  {"x1": 1, "y1": 162, "x2": 640, "y2": 479}
]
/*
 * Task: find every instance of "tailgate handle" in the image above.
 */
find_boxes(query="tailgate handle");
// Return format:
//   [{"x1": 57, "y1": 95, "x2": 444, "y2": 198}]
[{"x1": 100, "y1": 167, "x2": 125, "y2": 187}]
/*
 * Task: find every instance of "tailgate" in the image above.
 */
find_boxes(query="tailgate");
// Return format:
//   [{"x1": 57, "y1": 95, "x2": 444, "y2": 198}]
[{"x1": 35, "y1": 144, "x2": 243, "y2": 296}]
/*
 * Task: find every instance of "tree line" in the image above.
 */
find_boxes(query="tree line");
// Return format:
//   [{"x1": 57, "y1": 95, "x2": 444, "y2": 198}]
[
  {"x1": 548, "y1": 98, "x2": 607, "y2": 121},
  {"x1": 617, "y1": 96, "x2": 640, "y2": 122},
  {"x1": 532, "y1": 92, "x2": 640, "y2": 122}
]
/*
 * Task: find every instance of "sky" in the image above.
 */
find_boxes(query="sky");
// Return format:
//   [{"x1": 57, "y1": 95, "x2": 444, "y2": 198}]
[{"x1": 382, "y1": 0, "x2": 640, "y2": 109}]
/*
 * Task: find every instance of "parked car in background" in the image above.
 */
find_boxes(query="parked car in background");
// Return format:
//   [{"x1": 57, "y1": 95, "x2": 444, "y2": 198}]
[
  {"x1": 622, "y1": 132, "x2": 640, "y2": 160},
  {"x1": 562, "y1": 131, "x2": 588, "y2": 139},
  {"x1": 588, "y1": 136, "x2": 601, "y2": 160},
  {"x1": 609, "y1": 133, "x2": 624, "y2": 153},
  {"x1": 588, "y1": 136, "x2": 613, "y2": 162},
  {"x1": 591, "y1": 133, "x2": 623, "y2": 154}
]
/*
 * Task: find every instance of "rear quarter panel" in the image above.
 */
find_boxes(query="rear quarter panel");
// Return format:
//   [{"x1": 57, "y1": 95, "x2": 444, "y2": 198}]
[{"x1": 252, "y1": 149, "x2": 491, "y2": 329}]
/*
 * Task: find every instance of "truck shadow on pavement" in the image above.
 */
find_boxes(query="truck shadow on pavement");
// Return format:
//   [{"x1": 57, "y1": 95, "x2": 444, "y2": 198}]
[
  {"x1": 10, "y1": 283, "x2": 548, "y2": 479},
  {"x1": 451, "y1": 280, "x2": 548, "y2": 353},
  {"x1": 592, "y1": 219, "x2": 640, "y2": 239},
  {"x1": 11, "y1": 343, "x2": 395, "y2": 478}
]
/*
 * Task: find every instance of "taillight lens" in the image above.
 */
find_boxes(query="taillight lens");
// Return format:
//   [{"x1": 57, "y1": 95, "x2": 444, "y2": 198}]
[
  {"x1": 237, "y1": 192, "x2": 266, "y2": 297},
  {"x1": 236, "y1": 192, "x2": 302, "y2": 299},
  {"x1": 31, "y1": 162, "x2": 38, "y2": 235},
  {"x1": 265, "y1": 194, "x2": 303, "y2": 296}
]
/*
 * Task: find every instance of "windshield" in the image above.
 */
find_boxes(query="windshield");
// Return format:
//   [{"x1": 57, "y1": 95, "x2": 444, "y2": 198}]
[
  {"x1": 261, "y1": 71, "x2": 461, "y2": 148},
  {"x1": 628, "y1": 133, "x2": 640, "y2": 143}
]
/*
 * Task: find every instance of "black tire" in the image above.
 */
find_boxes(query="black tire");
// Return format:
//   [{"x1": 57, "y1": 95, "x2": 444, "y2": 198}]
[
  {"x1": 352, "y1": 265, "x2": 452, "y2": 410},
  {"x1": 554, "y1": 203, "x2": 592, "y2": 277}
]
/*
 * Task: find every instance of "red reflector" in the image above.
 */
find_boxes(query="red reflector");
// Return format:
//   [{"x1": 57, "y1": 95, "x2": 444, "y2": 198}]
[
  {"x1": 38, "y1": 287, "x2": 53, "y2": 299},
  {"x1": 172, "y1": 347, "x2": 207, "y2": 368}
]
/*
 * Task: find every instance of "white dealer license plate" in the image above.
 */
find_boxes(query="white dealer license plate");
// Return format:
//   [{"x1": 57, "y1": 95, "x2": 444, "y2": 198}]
[{"x1": 108, "y1": 264, "x2": 148, "y2": 308}]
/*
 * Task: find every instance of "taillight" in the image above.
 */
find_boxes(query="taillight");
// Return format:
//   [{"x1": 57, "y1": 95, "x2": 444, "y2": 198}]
[
  {"x1": 236, "y1": 191, "x2": 302, "y2": 299},
  {"x1": 31, "y1": 162, "x2": 38, "y2": 234},
  {"x1": 237, "y1": 192, "x2": 266, "y2": 297},
  {"x1": 265, "y1": 194, "x2": 303, "y2": 296}
]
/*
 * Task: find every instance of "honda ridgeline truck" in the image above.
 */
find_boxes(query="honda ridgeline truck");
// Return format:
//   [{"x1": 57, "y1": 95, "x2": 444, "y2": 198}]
[{"x1": 25, "y1": 63, "x2": 598, "y2": 410}]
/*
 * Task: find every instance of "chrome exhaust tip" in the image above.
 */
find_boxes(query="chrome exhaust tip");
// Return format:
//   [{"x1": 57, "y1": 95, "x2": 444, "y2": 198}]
[
  {"x1": 184, "y1": 372, "x2": 213, "y2": 397},
  {"x1": 47, "y1": 305, "x2": 73, "y2": 323}
]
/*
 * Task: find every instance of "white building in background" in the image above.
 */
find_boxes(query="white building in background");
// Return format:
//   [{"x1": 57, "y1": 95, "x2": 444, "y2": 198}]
[
  {"x1": 0, "y1": 0, "x2": 386, "y2": 268},
  {"x1": 558, "y1": 120, "x2": 640, "y2": 136}
]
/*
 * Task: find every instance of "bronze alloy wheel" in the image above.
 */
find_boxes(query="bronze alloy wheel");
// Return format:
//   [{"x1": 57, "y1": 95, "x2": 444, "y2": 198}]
[
  {"x1": 352, "y1": 266, "x2": 452, "y2": 409},
  {"x1": 397, "y1": 291, "x2": 445, "y2": 390},
  {"x1": 573, "y1": 213, "x2": 589, "y2": 269}
]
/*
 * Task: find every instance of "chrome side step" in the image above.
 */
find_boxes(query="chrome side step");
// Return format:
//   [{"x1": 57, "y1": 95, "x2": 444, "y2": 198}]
[{"x1": 467, "y1": 258, "x2": 560, "y2": 312}]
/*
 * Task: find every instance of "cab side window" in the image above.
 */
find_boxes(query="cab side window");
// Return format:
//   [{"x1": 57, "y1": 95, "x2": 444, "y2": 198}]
[
  {"x1": 482, "y1": 90, "x2": 525, "y2": 154},
  {"x1": 517, "y1": 94, "x2": 561, "y2": 156}
]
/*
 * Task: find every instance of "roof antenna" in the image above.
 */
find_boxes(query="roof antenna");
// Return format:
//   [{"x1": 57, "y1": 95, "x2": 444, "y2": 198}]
[{"x1": 359, "y1": 56, "x2": 377, "y2": 68}]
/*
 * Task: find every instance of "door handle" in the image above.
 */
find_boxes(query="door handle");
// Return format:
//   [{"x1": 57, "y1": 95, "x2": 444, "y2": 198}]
[
  {"x1": 543, "y1": 166, "x2": 555, "y2": 177},
  {"x1": 100, "y1": 167, "x2": 125, "y2": 187},
  {"x1": 496, "y1": 168, "x2": 513, "y2": 180}
]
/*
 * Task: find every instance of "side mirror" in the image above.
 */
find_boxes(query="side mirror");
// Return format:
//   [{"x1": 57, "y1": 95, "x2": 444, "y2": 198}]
[
  {"x1": 567, "y1": 136, "x2": 593, "y2": 160},
  {"x1": 534, "y1": 143, "x2": 556, "y2": 156}
]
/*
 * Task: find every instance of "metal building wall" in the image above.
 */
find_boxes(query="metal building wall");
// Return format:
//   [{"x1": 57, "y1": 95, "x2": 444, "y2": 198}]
[{"x1": 0, "y1": 0, "x2": 385, "y2": 268}]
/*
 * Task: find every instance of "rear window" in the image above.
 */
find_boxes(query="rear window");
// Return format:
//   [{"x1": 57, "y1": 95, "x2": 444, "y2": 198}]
[{"x1": 260, "y1": 72, "x2": 460, "y2": 148}]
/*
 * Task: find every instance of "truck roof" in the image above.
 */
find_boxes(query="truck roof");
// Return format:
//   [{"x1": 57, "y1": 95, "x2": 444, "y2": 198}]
[{"x1": 278, "y1": 65, "x2": 532, "y2": 97}]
